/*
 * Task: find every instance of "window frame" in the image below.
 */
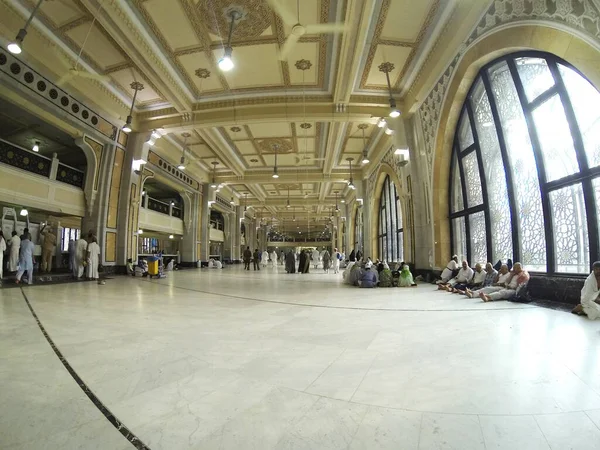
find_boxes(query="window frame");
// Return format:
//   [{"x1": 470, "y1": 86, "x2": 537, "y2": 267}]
[
  {"x1": 378, "y1": 175, "x2": 404, "y2": 262},
  {"x1": 449, "y1": 51, "x2": 600, "y2": 274}
]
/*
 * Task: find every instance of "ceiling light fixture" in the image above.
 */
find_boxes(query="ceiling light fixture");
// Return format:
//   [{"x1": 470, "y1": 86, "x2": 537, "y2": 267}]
[
  {"x1": 379, "y1": 62, "x2": 401, "y2": 118},
  {"x1": 346, "y1": 157, "x2": 356, "y2": 190},
  {"x1": 230, "y1": 196, "x2": 235, "y2": 205},
  {"x1": 178, "y1": 132, "x2": 190, "y2": 170},
  {"x1": 286, "y1": 187, "x2": 291, "y2": 208},
  {"x1": 19, "y1": 208, "x2": 28, "y2": 217},
  {"x1": 385, "y1": 128, "x2": 394, "y2": 135},
  {"x1": 122, "y1": 81, "x2": 144, "y2": 133},
  {"x1": 358, "y1": 124, "x2": 369, "y2": 164},
  {"x1": 151, "y1": 130, "x2": 162, "y2": 140},
  {"x1": 142, "y1": 190, "x2": 147, "y2": 196},
  {"x1": 218, "y1": 10, "x2": 241, "y2": 71},
  {"x1": 32, "y1": 140, "x2": 40, "y2": 153},
  {"x1": 244, "y1": 192, "x2": 248, "y2": 212},
  {"x1": 335, "y1": 191, "x2": 339, "y2": 212},
  {"x1": 169, "y1": 234, "x2": 174, "y2": 239},
  {"x1": 395, "y1": 148, "x2": 410, "y2": 160},
  {"x1": 272, "y1": 143, "x2": 280, "y2": 179},
  {"x1": 211, "y1": 161, "x2": 219, "y2": 188},
  {"x1": 377, "y1": 118, "x2": 386, "y2": 128},
  {"x1": 8, "y1": 0, "x2": 45, "y2": 54},
  {"x1": 138, "y1": 229, "x2": 143, "y2": 235}
]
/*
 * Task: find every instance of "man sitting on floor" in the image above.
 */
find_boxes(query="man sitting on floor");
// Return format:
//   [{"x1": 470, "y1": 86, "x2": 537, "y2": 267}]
[
  {"x1": 467, "y1": 264, "x2": 509, "y2": 298},
  {"x1": 439, "y1": 260, "x2": 473, "y2": 291},
  {"x1": 358, "y1": 262, "x2": 378, "y2": 288},
  {"x1": 571, "y1": 261, "x2": 600, "y2": 319},
  {"x1": 437, "y1": 255, "x2": 459, "y2": 285},
  {"x1": 451, "y1": 262, "x2": 486, "y2": 294},
  {"x1": 479, "y1": 262, "x2": 529, "y2": 302}
]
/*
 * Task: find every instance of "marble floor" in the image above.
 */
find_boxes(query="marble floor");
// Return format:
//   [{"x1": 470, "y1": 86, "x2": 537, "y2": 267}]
[{"x1": 2, "y1": 265, "x2": 600, "y2": 450}]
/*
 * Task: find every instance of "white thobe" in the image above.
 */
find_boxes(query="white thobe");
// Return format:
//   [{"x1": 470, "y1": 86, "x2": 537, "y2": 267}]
[
  {"x1": 332, "y1": 252, "x2": 341, "y2": 273},
  {"x1": 16, "y1": 239, "x2": 34, "y2": 284},
  {"x1": 472, "y1": 269, "x2": 487, "y2": 285},
  {"x1": 75, "y1": 239, "x2": 88, "y2": 278},
  {"x1": 86, "y1": 242, "x2": 100, "y2": 279},
  {"x1": 270, "y1": 251, "x2": 277, "y2": 265},
  {"x1": 9, "y1": 235, "x2": 20, "y2": 272},
  {"x1": 0, "y1": 237, "x2": 6, "y2": 279},
  {"x1": 440, "y1": 260, "x2": 459, "y2": 282},
  {"x1": 581, "y1": 272, "x2": 600, "y2": 320},
  {"x1": 261, "y1": 251, "x2": 269, "y2": 266},
  {"x1": 312, "y1": 250, "x2": 320, "y2": 266},
  {"x1": 449, "y1": 267, "x2": 474, "y2": 286}
]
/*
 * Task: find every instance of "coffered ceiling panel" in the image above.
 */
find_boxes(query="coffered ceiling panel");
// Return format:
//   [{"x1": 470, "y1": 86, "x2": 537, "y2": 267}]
[
  {"x1": 249, "y1": 122, "x2": 291, "y2": 138},
  {"x1": 143, "y1": 0, "x2": 200, "y2": 51},
  {"x1": 216, "y1": 43, "x2": 283, "y2": 88},
  {"x1": 287, "y1": 43, "x2": 319, "y2": 85},
  {"x1": 365, "y1": 45, "x2": 412, "y2": 88},
  {"x1": 64, "y1": 23, "x2": 127, "y2": 69},
  {"x1": 178, "y1": 52, "x2": 224, "y2": 94},
  {"x1": 190, "y1": 143, "x2": 215, "y2": 158},
  {"x1": 41, "y1": 0, "x2": 85, "y2": 27},
  {"x1": 236, "y1": 141, "x2": 258, "y2": 155},
  {"x1": 227, "y1": 126, "x2": 250, "y2": 140},
  {"x1": 109, "y1": 69, "x2": 163, "y2": 104},
  {"x1": 381, "y1": 0, "x2": 436, "y2": 42}
]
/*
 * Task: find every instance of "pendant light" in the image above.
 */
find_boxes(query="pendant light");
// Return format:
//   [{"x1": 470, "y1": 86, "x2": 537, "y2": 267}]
[
  {"x1": 211, "y1": 161, "x2": 218, "y2": 188},
  {"x1": 122, "y1": 81, "x2": 144, "y2": 133},
  {"x1": 335, "y1": 191, "x2": 339, "y2": 212},
  {"x1": 286, "y1": 187, "x2": 291, "y2": 208},
  {"x1": 218, "y1": 10, "x2": 241, "y2": 71},
  {"x1": 32, "y1": 140, "x2": 40, "y2": 152},
  {"x1": 358, "y1": 124, "x2": 369, "y2": 164},
  {"x1": 346, "y1": 157, "x2": 355, "y2": 190},
  {"x1": 230, "y1": 196, "x2": 235, "y2": 205},
  {"x1": 378, "y1": 62, "x2": 400, "y2": 118},
  {"x1": 178, "y1": 132, "x2": 190, "y2": 170},
  {"x1": 272, "y1": 143, "x2": 279, "y2": 179},
  {"x1": 8, "y1": 0, "x2": 45, "y2": 54}
]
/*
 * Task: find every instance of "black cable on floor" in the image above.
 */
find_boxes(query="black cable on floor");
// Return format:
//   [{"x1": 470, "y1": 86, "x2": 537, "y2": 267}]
[{"x1": 19, "y1": 288, "x2": 151, "y2": 450}]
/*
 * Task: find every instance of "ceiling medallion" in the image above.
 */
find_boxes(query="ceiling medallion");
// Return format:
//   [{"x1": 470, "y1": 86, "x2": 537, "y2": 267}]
[
  {"x1": 357, "y1": 123, "x2": 369, "y2": 130},
  {"x1": 250, "y1": 158, "x2": 259, "y2": 162},
  {"x1": 130, "y1": 81, "x2": 145, "y2": 91},
  {"x1": 258, "y1": 137, "x2": 293, "y2": 154},
  {"x1": 195, "y1": 68, "x2": 211, "y2": 79},
  {"x1": 299, "y1": 123, "x2": 312, "y2": 129},
  {"x1": 295, "y1": 59, "x2": 313, "y2": 71},
  {"x1": 197, "y1": 1, "x2": 270, "y2": 40},
  {"x1": 181, "y1": 132, "x2": 192, "y2": 138},
  {"x1": 230, "y1": 126, "x2": 242, "y2": 132},
  {"x1": 378, "y1": 62, "x2": 395, "y2": 74}
]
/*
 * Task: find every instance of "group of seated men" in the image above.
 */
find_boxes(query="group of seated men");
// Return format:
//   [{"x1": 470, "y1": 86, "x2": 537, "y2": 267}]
[{"x1": 436, "y1": 255, "x2": 529, "y2": 302}]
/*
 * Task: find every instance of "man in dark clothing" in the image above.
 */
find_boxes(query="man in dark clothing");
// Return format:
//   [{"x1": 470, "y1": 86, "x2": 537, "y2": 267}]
[
  {"x1": 243, "y1": 246, "x2": 252, "y2": 270},
  {"x1": 253, "y1": 249, "x2": 260, "y2": 271},
  {"x1": 285, "y1": 251, "x2": 296, "y2": 273}
]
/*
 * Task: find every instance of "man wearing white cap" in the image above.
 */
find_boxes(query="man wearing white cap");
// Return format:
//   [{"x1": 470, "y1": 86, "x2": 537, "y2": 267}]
[{"x1": 358, "y1": 261, "x2": 378, "y2": 288}]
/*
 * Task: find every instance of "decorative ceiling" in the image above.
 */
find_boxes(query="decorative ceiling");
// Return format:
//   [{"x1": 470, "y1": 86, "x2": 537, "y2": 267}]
[{"x1": 0, "y1": 0, "x2": 476, "y2": 222}]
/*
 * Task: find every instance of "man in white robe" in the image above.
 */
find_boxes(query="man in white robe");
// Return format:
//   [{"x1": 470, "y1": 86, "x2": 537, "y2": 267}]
[
  {"x1": 74, "y1": 237, "x2": 88, "y2": 279},
  {"x1": 9, "y1": 231, "x2": 20, "y2": 272},
  {"x1": 15, "y1": 237, "x2": 34, "y2": 285},
  {"x1": 261, "y1": 250, "x2": 269, "y2": 267},
  {"x1": 86, "y1": 237, "x2": 100, "y2": 280},
  {"x1": 437, "y1": 255, "x2": 459, "y2": 284},
  {"x1": 572, "y1": 261, "x2": 600, "y2": 319},
  {"x1": 439, "y1": 260, "x2": 473, "y2": 290},
  {"x1": 332, "y1": 248, "x2": 341, "y2": 274},
  {"x1": 270, "y1": 250, "x2": 278, "y2": 267},
  {"x1": 312, "y1": 249, "x2": 320, "y2": 269}
]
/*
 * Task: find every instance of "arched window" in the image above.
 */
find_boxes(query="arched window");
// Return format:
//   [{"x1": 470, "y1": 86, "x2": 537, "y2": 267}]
[
  {"x1": 378, "y1": 175, "x2": 403, "y2": 262},
  {"x1": 450, "y1": 52, "x2": 600, "y2": 273}
]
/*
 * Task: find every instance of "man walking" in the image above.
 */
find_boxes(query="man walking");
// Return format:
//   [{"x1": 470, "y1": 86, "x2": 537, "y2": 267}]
[
  {"x1": 243, "y1": 246, "x2": 252, "y2": 270},
  {"x1": 253, "y1": 248, "x2": 260, "y2": 271}
]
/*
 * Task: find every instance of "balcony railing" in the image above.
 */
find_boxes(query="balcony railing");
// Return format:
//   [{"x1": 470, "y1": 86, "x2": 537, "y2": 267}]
[
  {"x1": 0, "y1": 139, "x2": 84, "y2": 188},
  {"x1": 143, "y1": 195, "x2": 184, "y2": 219}
]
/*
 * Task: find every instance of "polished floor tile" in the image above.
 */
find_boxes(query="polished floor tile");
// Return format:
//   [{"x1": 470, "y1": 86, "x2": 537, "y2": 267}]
[{"x1": 1, "y1": 266, "x2": 600, "y2": 449}]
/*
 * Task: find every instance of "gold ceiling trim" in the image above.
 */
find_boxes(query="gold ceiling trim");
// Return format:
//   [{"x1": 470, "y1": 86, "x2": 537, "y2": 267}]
[{"x1": 359, "y1": 0, "x2": 440, "y2": 92}]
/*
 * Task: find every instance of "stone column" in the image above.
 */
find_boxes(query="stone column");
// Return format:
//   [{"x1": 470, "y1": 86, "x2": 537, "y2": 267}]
[
  {"x1": 200, "y1": 183, "x2": 210, "y2": 262},
  {"x1": 179, "y1": 191, "x2": 199, "y2": 264},
  {"x1": 360, "y1": 179, "x2": 372, "y2": 259}
]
